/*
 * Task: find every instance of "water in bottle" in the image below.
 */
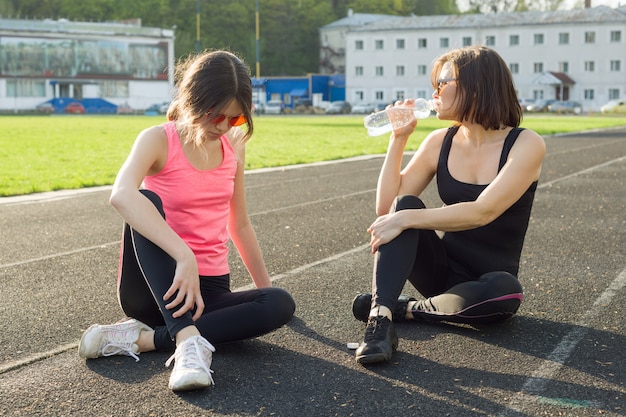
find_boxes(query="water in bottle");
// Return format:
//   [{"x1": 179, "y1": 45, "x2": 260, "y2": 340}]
[{"x1": 363, "y1": 99, "x2": 435, "y2": 136}]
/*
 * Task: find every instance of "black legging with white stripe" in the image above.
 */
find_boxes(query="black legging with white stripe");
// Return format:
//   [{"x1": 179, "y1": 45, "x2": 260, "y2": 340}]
[
  {"x1": 116, "y1": 190, "x2": 295, "y2": 350},
  {"x1": 371, "y1": 195, "x2": 523, "y2": 324}
]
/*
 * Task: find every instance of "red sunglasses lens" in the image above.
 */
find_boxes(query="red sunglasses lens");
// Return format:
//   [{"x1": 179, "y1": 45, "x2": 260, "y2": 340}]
[
  {"x1": 230, "y1": 115, "x2": 246, "y2": 126},
  {"x1": 211, "y1": 114, "x2": 226, "y2": 124}
]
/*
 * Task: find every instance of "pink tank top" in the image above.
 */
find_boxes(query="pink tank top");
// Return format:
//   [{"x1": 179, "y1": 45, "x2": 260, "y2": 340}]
[{"x1": 143, "y1": 122, "x2": 237, "y2": 276}]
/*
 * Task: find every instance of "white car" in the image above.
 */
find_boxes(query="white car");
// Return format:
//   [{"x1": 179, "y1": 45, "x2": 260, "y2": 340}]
[
  {"x1": 351, "y1": 102, "x2": 376, "y2": 114},
  {"x1": 265, "y1": 100, "x2": 284, "y2": 114},
  {"x1": 600, "y1": 100, "x2": 626, "y2": 114}
]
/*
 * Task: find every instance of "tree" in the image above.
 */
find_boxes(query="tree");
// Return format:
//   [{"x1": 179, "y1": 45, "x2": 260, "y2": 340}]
[{"x1": 465, "y1": 0, "x2": 565, "y2": 13}]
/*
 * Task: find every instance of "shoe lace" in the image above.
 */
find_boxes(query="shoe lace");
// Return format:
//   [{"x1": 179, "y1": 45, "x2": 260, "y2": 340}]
[
  {"x1": 165, "y1": 336, "x2": 216, "y2": 385},
  {"x1": 363, "y1": 316, "x2": 388, "y2": 342},
  {"x1": 101, "y1": 340, "x2": 140, "y2": 362},
  {"x1": 102, "y1": 329, "x2": 139, "y2": 362}
]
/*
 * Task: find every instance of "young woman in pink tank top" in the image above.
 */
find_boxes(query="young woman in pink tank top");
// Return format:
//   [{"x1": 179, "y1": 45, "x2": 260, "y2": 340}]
[{"x1": 78, "y1": 50, "x2": 295, "y2": 391}]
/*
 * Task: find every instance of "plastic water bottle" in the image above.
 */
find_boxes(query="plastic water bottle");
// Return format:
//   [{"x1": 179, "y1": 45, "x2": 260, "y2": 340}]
[{"x1": 364, "y1": 99, "x2": 435, "y2": 136}]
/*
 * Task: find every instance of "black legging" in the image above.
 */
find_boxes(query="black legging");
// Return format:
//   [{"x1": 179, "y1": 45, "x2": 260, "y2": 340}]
[
  {"x1": 372, "y1": 195, "x2": 523, "y2": 324},
  {"x1": 117, "y1": 190, "x2": 295, "y2": 350}
]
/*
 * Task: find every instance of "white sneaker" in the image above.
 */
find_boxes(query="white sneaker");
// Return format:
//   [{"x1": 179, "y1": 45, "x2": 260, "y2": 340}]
[
  {"x1": 165, "y1": 335, "x2": 216, "y2": 391},
  {"x1": 78, "y1": 318, "x2": 152, "y2": 362}
]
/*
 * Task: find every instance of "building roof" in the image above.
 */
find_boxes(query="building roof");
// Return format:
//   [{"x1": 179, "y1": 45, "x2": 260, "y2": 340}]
[
  {"x1": 321, "y1": 12, "x2": 402, "y2": 29},
  {"x1": 351, "y1": 5, "x2": 626, "y2": 32},
  {"x1": 0, "y1": 18, "x2": 173, "y2": 38},
  {"x1": 534, "y1": 71, "x2": 577, "y2": 85}
]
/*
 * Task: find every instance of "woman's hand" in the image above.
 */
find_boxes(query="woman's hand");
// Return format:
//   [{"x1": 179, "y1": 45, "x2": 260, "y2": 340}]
[
  {"x1": 388, "y1": 99, "x2": 419, "y2": 140},
  {"x1": 163, "y1": 253, "x2": 205, "y2": 321},
  {"x1": 368, "y1": 211, "x2": 406, "y2": 253}
]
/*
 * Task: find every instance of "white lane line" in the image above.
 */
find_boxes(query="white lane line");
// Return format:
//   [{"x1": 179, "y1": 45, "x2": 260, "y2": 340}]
[
  {"x1": 0, "y1": 243, "x2": 370, "y2": 374},
  {"x1": 0, "y1": 188, "x2": 373, "y2": 269},
  {"x1": 538, "y1": 156, "x2": 626, "y2": 189},
  {"x1": 500, "y1": 267, "x2": 626, "y2": 415},
  {"x1": 0, "y1": 242, "x2": 120, "y2": 269},
  {"x1": 250, "y1": 189, "x2": 374, "y2": 217}
]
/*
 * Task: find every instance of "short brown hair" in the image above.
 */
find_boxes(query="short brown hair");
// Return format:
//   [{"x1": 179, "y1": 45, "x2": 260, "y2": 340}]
[{"x1": 431, "y1": 46, "x2": 522, "y2": 130}]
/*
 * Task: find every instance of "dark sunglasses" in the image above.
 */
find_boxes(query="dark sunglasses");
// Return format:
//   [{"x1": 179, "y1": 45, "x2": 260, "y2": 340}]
[
  {"x1": 436, "y1": 77, "x2": 457, "y2": 95},
  {"x1": 206, "y1": 111, "x2": 246, "y2": 126}
]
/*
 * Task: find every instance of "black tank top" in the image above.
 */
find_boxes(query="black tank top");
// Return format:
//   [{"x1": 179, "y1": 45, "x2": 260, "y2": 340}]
[{"x1": 436, "y1": 126, "x2": 537, "y2": 277}]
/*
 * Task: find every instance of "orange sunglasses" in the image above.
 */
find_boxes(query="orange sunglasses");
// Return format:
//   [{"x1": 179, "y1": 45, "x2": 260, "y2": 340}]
[{"x1": 206, "y1": 111, "x2": 246, "y2": 126}]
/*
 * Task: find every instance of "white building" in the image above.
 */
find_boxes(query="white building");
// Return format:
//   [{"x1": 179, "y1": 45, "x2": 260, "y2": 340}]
[
  {"x1": 322, "y1": 5, "x2": 626, "y2": 111},
  {"x1": 0, "y1": 18, "x2": 175, "y2": 112}
]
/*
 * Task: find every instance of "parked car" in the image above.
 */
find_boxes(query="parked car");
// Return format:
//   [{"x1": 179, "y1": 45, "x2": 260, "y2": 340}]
[
  {"x1": 600, "y1": 100, "x2": 626, "y2": 114},
  {"x1": 526, "y1": 99, "x2": 556, "y2": 112},
  {"x1": 146, "y1": 101, "x2": 169, "y2": 114},
  {"x1": 548, "y1": 100, "x2": 583, "y2": 114},
  {"x1": 375, "y1": 102, "x2": 391, "y2": 111},
  {"x1": 518, "y1": 98, "x2": 534, "y2": 111},
  {"x1": 116, "y1": 102, "x2": 133, "y2": 114},
  {"x1": 36, "y1": 101, "x2": 55, "y2": 114},
  {"x1": 64, "y1": 102, "x2": 85, "y2": 114},
  {"x1": 326, "y1": 100, "x2": 351, "y2": 114},
  {"x1": 294, "y1": 98, "x2": 312, "y2": 108},
  {"x1": 350, "y1": 102, "x2": 376, "y2": 114},
  {"x1": 265, "y1": 100, "x2": 284, "y2": 114}
]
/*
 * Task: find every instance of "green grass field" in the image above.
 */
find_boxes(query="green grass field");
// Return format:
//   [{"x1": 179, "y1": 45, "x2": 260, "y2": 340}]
[{"x1": 2, "y1": 113, "x2": 625, "y2": 197}]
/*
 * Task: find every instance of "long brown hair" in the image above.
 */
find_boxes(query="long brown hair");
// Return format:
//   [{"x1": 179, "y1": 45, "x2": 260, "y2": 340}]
[
  {"x1": 431, "y1": 46, "x2": 522, "y2": 130},
  {"x1": 167, "y1": 49, "x2": 254, "y2": 144}
]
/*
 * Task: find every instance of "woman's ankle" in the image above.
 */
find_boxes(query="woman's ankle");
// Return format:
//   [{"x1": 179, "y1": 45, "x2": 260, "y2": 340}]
[
  {"x1": 369, "y1": 305, "x2": 392, "y2": 321},
  {"x1": 136, "y1": 329, "x2": 156, "y2": 353},
  {"x1": 174, "y1": 325, "x2": 201, "y2": 345},
  {"x1": 406, "y1": 301, "x2": 417, "y2": 319}
]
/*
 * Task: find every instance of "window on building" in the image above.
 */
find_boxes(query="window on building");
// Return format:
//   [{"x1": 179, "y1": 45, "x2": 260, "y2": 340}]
[
  {"x1": 355, "y1": 66, "x2": 363, "y2": 76},
  {"x1": 610, "y1": 60, "x2": 621, "y2": 72},
  {"x1": 375, "y1": 91, "x2": 384, "y2": 101},
  {"x1": 375, "y1": 66, "x2": 384, "y2": 76},
  {"x1": 355, "y1": 40, "x2": 364, "y2": 50},
  {"x1": 533, "y1": 33, "x2": 544, "y2": 45},
  {"x1": 533, "y1": 62, "x2": 543, "y2": 73},
  {"x1": 610, "y1": 31, "x2": 622, "y2": 42},
  {"x1": 485, "y1": 36, "x2": 495, "y2": 46},
  {"x1": 509, "y1": 63, "x2": 519, "y2": 74},
  {"x1": 585, "y1": 31, "x2": 595, "y2": 43},
  {"x1": 415, "y1": 90, "x2": 428, "y2": 99},
  {"x1": 509, "y1": 35, "x2": 519, "y2": 46},
  {"x1": 558, "y1": 33, "x2": 569, "y2": 45},
  {"x1": 0, "y1": 36, "x2": 167, "y2": 80},
  {"x1": 462, "y1": 36, "x2": 472, "y2": 46},
  {"x1": 584, "y1": 89, "x2": 594, "y2": 100},
  {"x1": 608, "y1": 89, "x2": 620, "y2": 100},
  {"x1": 417, "y1": 65, "x2": 427, "y2": 75},
  {"x1": 6, "y1": 79, "x2": 46, "y2": 97},
  {"x1": 396, "y1": 39, "x2": 405, "y2": 49},
  {"x1": 395, "y1": 90, "x2": 405, "y2": 101},
  {"x1": 100, "y1": 80, "x2": 129, "y2": 98},
  {"x1": 355, "y1": 91, "x2": 364, "y2": 101},
  {"x1": 584, "y1": 61, "x2": 595, "y2": 72},
  {"x1": 396, "y1": 65, "x2": 405, "y2": 76},
  {"x1": 558, "y1": 62, "x2": 569, "y2": 73},
  {"x1": 440, "y1": 37, "x2": 449, "y2": 48},
  {"x1": 375, "y1": 39, "x2": 384, "y2": 49},
  {"x1": 418, "y1": 38, "x2": 427, "y2": 48},
  {"x1": 533, "y1": 90, "x2": 544, "y2": 100}
]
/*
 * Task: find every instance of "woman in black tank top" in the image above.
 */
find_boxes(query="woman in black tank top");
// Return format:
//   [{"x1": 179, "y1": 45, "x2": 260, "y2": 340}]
[{"x1": 353, "y1": 46, "x2": 546, "y2": 365}]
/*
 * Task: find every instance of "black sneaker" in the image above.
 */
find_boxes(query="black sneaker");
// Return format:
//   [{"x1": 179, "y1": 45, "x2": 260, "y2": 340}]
[
  {"x1": 355, "y1": 316, "x2": 398, "y2": 364},
  {"x1": 351, "y1": 293, "x2": 417, "y2": 323}
]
